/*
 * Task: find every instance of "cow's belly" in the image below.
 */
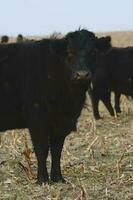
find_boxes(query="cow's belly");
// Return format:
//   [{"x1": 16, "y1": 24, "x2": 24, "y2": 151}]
[
  {"x1": 49, "y1": 112, "x2": 77, "y2": 136},
  {"x1": 0, "y1": 97, "x2": 25, "y2": 131},
  {"x1": 0, "y1": 113, "x2": 26, "y2": 131}
]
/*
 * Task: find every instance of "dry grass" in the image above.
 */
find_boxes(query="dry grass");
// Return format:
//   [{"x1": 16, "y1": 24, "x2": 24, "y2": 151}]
[
  {"x1": 97, "y1": 30, "x2": 133, "y2": 47},
  {"x1": 0, "y1": 31, "x2": 133, "y2": 200}
]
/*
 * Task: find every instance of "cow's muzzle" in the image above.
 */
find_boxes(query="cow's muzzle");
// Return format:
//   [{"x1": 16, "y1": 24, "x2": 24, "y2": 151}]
[{"x1": 73, "y1": 70, "x2": 91, "y2": 80}]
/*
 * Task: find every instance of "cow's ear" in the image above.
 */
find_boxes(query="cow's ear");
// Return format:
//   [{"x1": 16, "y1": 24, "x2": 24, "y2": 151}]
[{"x1": 105, "y1": 36, "x2": 111, "y2": 43}]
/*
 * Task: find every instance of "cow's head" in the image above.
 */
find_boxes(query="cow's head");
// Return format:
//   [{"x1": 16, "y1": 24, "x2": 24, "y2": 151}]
[
  {"x1": 83, "y1": 35, "x2": 112, "y2": 77},
  {"x1": 1, "y1": 35, "x2": 9, "y2": 44},
  {"x1": 63, "y1": 29, "x2": 97, "y2": 81}
]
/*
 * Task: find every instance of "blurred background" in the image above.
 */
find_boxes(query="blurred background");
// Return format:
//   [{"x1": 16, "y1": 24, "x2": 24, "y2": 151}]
[{"x1": 0, "y1": 0, "x2": 133, "y2": 36}]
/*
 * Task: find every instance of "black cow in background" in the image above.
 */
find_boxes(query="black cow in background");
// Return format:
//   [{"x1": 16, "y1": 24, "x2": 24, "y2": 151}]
[
  {"x1": 0, "y1": 29, "x2": 98, "y2": 184},
  {"x1": 90, "y1": 46, "x2": 133, "y2": 119},
  {"x1": 1, "y1": 35, "x2": 9, "y2": 43},
  {"x1": 16, "y1": 34, "x2": 24, "y2": 43},
  {"x1": 16, "y1": 34, "x2": 35, "y2": 43},
  {"x1": 88, "y1": 36, "x2": 113, "y2": 119}
]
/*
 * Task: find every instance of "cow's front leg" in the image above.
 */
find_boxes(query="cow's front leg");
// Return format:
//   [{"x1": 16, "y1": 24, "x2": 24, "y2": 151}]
[
  {"x1": 30, "y1": 126, "x2": 49, "y2": 184},
  {"x1": 50, "y1": 135, "x2": 66, "y2": 182},
  {"x1": 114, "y1": 92, "x2": 121, "y2": 113},
  {"x1": 91, "y1": 94, "x2": 101, "y2": 119},
  {"x1": 28, "y1": 105, "x2": 50, "y2": 184},
  {"x1": 101, "y1": 93, "x2": 115, "y2": 117}
]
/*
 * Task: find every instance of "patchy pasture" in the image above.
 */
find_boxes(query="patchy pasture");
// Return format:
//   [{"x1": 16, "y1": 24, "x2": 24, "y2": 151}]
[{"x1": 0, "y1": 31, "x2": 133, "y2": 200}]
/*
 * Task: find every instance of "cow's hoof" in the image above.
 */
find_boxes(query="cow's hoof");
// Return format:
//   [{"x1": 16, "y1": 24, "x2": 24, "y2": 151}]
[
  {"x1": 115, "y1": 112, "x2": 121, "y2": 118},
  {"x1": 115, "y1": 109, "x2": 121, "y2": 113},
  {"x1": 50, "y1": 176, "x2": 66, "y2": 183},
  {"x1": 116, "y1": 111, "x2": 121, "y2": 114},
  {"x1": 95, "y1": 116, "x2": 102, "y2": 120},
  {"x1": 110, "y1": 112, "x2": 115, "y2": 117},
  {"x1": 36, "y1": 177, "x2": 49, "y2": 185}
]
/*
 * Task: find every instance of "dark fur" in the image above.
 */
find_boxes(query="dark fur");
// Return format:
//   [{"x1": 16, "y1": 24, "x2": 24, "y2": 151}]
[
  {"x1": 88, "y1": 36, "x2": 112, "y2": 119},
  {"x1": 0, "y1": 29, "x2": 97, "y2": 183},
  {"x1": 90, "y1": 46, "x2": 133, "y2": 119}
]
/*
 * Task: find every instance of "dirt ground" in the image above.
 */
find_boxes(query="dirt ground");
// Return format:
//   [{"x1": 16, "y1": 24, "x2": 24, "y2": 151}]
[{"x1": 0, "y1": 31, "x2": 133, "y2": 200}]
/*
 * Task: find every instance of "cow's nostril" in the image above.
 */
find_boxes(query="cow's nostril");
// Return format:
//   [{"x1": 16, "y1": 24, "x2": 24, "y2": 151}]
[
  {"x1": 74, "y1": 70, "x2": 91, "y2": 80},
  {"x1": 86, "y1": 72, "x2": 91, "y2": 78},
  {"x1": 76, "y1": 72, "x2": 81, "y2": 78}
]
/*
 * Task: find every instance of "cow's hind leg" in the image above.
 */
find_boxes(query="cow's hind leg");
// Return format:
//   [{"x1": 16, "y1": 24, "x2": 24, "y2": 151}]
[{"x1": 50, "y1": 136, "x2": 66, "y2": 182}]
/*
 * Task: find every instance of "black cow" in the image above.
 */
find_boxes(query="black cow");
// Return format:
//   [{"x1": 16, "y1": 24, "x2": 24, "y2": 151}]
[
  {"x1": 0, "y1": 29, "x2": 98, "y2": 184},
  {"x1": 90, "y1": 46, "x2": 133, "y2": 119},
  {"x1": 1, "y1": 35, "x2": 9, "y2": 43},
  {"x1": 88, "y1": 36, "x2": 113, "y2": 119},
  {"x1": 16, "y1": 34, "x2": 24, "y2": 43}
]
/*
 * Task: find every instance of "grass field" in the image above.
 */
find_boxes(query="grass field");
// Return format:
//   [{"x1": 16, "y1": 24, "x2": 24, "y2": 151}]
[{"x1": 0, "y1": 31, "x2": 133, "y2": 200}]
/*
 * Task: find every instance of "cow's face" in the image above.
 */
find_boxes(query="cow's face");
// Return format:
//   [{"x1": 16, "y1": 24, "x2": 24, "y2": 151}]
[
  {"x1": 86, "y1": 36, "x2": 112, "y2": 75},
  {"x1": 64, "y1": 29, "x2": 97, "y2": 81},
  {"x1": 82, "y1": 35, "x2": 112, "y2": 77}
]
